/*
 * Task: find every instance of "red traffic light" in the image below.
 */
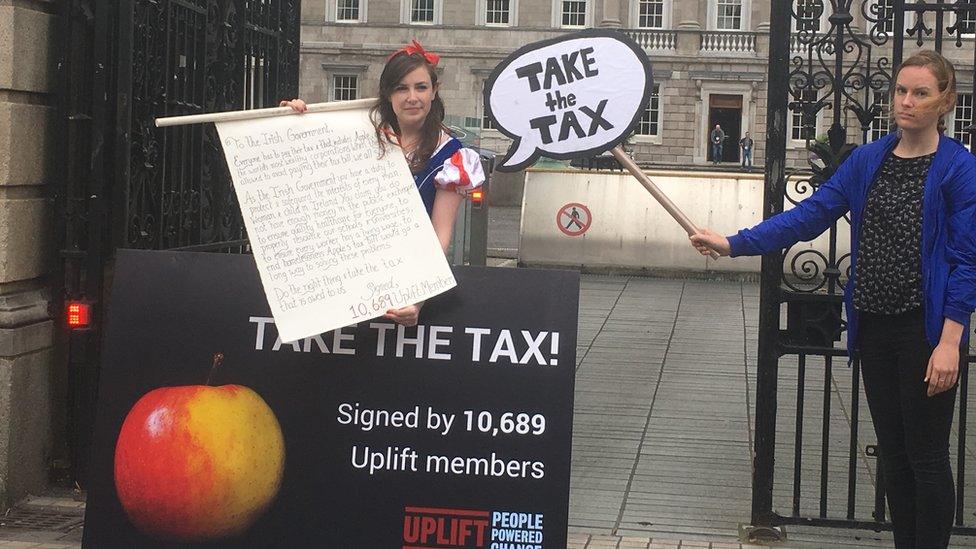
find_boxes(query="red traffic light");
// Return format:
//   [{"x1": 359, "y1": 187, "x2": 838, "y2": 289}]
[{"x1": 66, "y1": 301, "x2": 91, "y2": 329}]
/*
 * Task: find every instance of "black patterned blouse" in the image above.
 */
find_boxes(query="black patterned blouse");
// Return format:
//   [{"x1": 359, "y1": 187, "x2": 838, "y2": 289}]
[{"x1": 852, "y1": 151, "x2": 933, "y2": 315}]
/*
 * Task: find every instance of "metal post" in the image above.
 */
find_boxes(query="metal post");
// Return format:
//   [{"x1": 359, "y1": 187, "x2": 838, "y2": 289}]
[
  {"x1": 61, "y1": 0, "x2": 91, "y2": 488},
  {"x1": 468, "y1": 175, "x2": 490, "y2": 267},
  {"x1": 65, "y1": 0, "x2": 115, "y2": 487},
  {"x1": 847, "y1": 360, "x2": 862, "y2": 520},
  {"x1": 792, "y1": 355, "x2": 806, "y2": 517},
  {"x1": 820, "y1": 357, "x2": 833, "y2": 518},
  {"x1": 450, "y1": 202, "x2": 468, "y2": 266},
  {"x1": 750, "y1": 0, "x2": 790, "y2": 534},
  {"x1": 957, "y1": 358, "x2": 969, "y2": 525},
  {"x1": 893, "y1": 0, "x2": 906, "y2": 68}
]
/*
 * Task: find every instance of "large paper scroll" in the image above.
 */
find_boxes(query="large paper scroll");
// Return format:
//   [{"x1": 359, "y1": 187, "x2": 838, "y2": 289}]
[{"x1": 214, "y1": 107, "x2": 456, "y2": 342}]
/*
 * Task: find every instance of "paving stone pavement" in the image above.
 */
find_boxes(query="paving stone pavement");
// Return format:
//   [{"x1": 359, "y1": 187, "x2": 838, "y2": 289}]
[
  {"x1": 568, "y1": 275, "x2": 976, "y2": 549},
  {"x1": 1, "y1": 272, "x2": 974, "y2": 548}
]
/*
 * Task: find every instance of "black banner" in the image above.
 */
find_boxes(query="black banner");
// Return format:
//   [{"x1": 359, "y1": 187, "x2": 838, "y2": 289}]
[{"x1": 83, "y1": 250, "x2": 578, "y2": 548}]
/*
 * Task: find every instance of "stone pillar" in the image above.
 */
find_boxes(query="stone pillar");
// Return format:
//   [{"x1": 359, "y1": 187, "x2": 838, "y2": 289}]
[
  {"x1": 675, "y1": 0, "x2": 702, "y2": 30},
  {"x1": 0, "y1": 1, "x2": 60, "y2": 508},
  {"x1": 752, "y1": 0, "x2": 766, "y2": 31},
  {"x1": 756, "y1": 22, "x2": 771, "y2": 56},
  {"x1": 598, "y1": 0, "x2": 621, "y2": 28}
]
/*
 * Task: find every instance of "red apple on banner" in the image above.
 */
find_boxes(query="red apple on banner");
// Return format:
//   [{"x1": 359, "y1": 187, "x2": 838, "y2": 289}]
[{"x1": 113, "y1": 355, "x2": 285, "y2": 542}]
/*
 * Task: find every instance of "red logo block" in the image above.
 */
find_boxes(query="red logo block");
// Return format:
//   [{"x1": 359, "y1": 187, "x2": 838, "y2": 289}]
[{"x1": 402, "y1": 507, "x2": 490, "y2": 548}]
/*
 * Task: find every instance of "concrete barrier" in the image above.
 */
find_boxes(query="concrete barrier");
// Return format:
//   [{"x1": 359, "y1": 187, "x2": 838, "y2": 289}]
[
  {"x1": 519, "y1": 168, "x2": 851, "y2": 278},
  {"x1": 487, "y1": 169, "x2": 526, "y2": 207}
]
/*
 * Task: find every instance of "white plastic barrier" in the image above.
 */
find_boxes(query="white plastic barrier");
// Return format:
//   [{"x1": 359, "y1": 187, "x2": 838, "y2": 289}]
[{"x1": 519, "y1": 169, "x2": 851, "y2": 275}]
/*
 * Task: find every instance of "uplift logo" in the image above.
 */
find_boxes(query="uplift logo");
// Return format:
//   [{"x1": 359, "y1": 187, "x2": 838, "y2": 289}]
[{"x1": 402, "y1": 506, "x2": 490, "y2": 548}]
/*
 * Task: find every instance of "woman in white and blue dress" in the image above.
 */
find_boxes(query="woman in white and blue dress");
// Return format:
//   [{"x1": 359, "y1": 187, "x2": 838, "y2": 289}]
[{"x1": 281, "y1": 40, "x2": 485, "y2": 327}]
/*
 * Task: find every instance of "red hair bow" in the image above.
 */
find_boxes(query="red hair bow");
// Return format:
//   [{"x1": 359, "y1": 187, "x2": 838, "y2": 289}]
[{"x1": 389, "y1": 39, "x2": 440, "y2": 66}]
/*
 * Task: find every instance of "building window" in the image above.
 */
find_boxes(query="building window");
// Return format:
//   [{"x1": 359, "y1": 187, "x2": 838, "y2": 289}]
[
  {"x1": 790, "y1": 88, "x2": 818, "y2": 141},
  {"x1": 637, "y1": 0, "x2": 665, "y2": 28},
  {"x1": 401, "y1": 0, "x2": 441, "y2": 24},
  {"x1": 482, "y1": 80, "x2": 498, "y2": 130},
  {"x1": 635, "y1": 83, "x2": 661, "y2": 137},
  {"x1": 481, "y1": 81, "x2": 498, "y2": 130},
  {"x1": 954, "y1": 0, "x2": 976, "y2": 34},
  {"x1": 795, "y1": 0, "x2": 823, "y2": 32},
  {"x1": 486, "y1": 0, "x2": 511, "y2": 24},
  {"x1": 411, "y1": 0, "x2": 435, "y2": 23},
  {"x1": 332, "y1": 75, "x2": 358, "y2": 101},
  {"x1": 870, "y1": 90, "x2": 889, "y2": 141},
  {"x1": 337, "y1": 0, "x2": 360, "y2": 21},
  {"x1": 954, "y1": 92, "x2": 973, "y2": 146},
  {"x1": 561, "y1": 0, "x2": 587, "y2": 27},
  {"x1": 716, "y1": 0, "x2": 743, "y2": 30},
  {"x1": 874, "y1": 0, "x2": 895, "y2": 34},
  {"x1": 482, "y1": 113, "x2": 497, "y2": 130},
  {"x1": 329, "y1": 0, "x2": 367, "y2": 22}
]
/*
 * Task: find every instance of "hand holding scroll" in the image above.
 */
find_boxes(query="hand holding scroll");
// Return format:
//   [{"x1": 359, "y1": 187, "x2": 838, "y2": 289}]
[
  {"x1": 279, "y1": 99, "x2": 308, "y2": 113},
  {"x1": 384, "y1": 303, "x2": 422, "y2": 327}
]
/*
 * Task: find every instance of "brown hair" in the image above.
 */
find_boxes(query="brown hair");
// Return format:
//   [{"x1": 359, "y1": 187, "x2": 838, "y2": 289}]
[
  {"x1": 370, "y1": 52, "x2": 445, "y2": 173},
  {"x1": 891, "y1": 50, "x2": 957, "y2": 133}
]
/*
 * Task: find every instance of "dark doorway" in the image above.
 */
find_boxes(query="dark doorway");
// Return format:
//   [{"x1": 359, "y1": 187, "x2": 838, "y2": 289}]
[{"x1": 708, "y1": 94, "x2": 742, "y2": 163}]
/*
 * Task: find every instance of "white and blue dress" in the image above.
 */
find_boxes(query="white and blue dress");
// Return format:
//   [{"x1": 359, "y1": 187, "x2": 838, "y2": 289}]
[{"x1": 413, "y1": 136, "x2": 486, "y2": 216}]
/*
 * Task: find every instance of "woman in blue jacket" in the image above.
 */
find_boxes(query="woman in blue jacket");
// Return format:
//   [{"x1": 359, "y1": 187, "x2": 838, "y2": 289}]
[{"x1": 692, "y1": 51, "x2": 976, "y2": 549}]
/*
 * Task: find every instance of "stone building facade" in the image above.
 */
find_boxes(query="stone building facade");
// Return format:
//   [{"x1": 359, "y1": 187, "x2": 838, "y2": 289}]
[
  {"x1": 299, "y1": 0, "x2": 976, "y2": 170},
  {"x1": 0, "y1": 0, "x2": 60, "y2": 507}
]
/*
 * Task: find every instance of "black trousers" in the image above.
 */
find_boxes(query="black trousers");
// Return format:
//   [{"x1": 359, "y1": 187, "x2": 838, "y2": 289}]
[{"x1": 858, "y1": 309, "x2": 957, "y2": 549}]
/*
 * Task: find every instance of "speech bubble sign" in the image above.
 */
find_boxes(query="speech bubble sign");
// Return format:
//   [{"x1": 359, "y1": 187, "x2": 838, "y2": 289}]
[{"x1": 485, "y1": 29, "x2": 653, "y2": 172}]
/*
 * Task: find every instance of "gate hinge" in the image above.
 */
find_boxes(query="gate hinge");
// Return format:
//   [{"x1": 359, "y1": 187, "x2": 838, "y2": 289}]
[{"x1": 739, "y1": 523, "x2": 787, "y2": 543}]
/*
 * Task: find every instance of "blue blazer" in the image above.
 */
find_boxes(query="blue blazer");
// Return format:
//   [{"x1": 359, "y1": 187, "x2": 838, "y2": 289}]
[{"x1": 728, "y1": 133, "x2": 976, "y2": 356}]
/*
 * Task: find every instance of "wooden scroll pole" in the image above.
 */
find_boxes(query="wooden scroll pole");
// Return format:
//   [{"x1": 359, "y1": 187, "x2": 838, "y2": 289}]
[
  {"x1": 610, "y1": 145, "x2": 720, "y2": 260},
  {"x1": 155, "y1": 98, "x2": 377, "y2": 127}
]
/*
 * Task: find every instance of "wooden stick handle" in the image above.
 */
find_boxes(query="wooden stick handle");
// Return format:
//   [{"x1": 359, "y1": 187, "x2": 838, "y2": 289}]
[
  {"x1": 154, "y1": 98, "x2": 378, "y2": 127},
  {"x1": 610, "y1": 145, "x2": 720, "y2": 260}
]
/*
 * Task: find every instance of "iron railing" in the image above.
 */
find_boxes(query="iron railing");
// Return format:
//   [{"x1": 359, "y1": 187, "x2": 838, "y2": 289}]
[
  {"x1": 701, "y1": 31, "x2": 758, "y2": 54},
  {"x1": 60, "y1": 0, "x2": 300, "y2": 485},
  {"x1": 117, "y1": 0, "x2": 299, "y2": 253},
  {"x1": 623, "y1": 29, "x2": 678, "y2": 51}
]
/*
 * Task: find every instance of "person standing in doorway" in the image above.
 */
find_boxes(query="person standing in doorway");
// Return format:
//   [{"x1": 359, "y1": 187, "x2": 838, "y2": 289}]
[
  {"x1": 739, "y1": 131, "x2": 754, "y2": 171},
  {"x1": 690, "y1": 51, "x2": 976, "y2": 549},
  {"x1": 710, "y1": 124, "x2": 726, "y2": 164}
]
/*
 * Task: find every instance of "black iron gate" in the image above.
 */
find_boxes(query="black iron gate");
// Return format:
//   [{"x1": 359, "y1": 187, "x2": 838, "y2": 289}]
[
  {"x1": 752, "y1": 0, "x2": 976, "y2": 539},
  {"x1": 59, "y1": 0, "x2": 300, "y2": 485}
]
